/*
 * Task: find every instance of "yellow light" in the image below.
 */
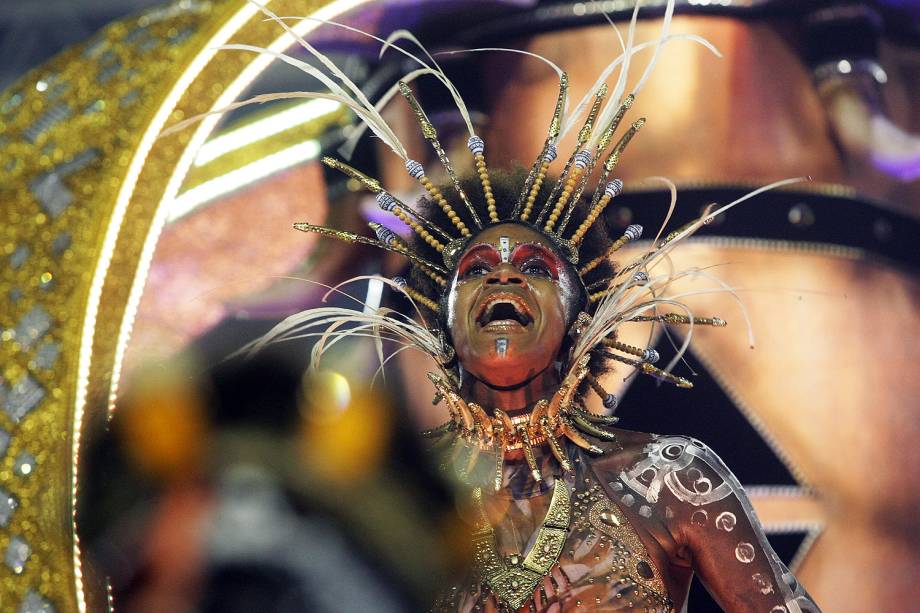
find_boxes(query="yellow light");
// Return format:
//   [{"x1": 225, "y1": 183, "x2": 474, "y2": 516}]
[
  {"x1": 169, "y1": 139, "x2": 320, "y2": 220},
  {"x1": 193, "y1": 98, "x2": 340, "y2": 166},
  {"x1": 300, "y1": 385, "x2": 392, "y2": 483},
  {"x1": 306, "y1": 370, "x2": 352, "y2": 416}
]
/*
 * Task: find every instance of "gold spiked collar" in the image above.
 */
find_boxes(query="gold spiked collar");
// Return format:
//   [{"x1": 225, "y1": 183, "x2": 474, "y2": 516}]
[{"x1": 424, "y1": 355, "x2": 621, "y2": 488}]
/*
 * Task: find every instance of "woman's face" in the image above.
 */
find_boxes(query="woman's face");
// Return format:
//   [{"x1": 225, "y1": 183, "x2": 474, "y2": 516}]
[{"x1": 445, "y1": 224, "x2": 583, "y2": 389}]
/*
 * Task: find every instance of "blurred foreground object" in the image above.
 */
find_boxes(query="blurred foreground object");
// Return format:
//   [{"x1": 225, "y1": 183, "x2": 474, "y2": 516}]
[{"x1": 79, "y1": 351, "x2": 463, "y2": 612}]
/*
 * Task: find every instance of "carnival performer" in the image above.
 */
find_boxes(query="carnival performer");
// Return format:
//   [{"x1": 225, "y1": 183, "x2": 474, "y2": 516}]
[
  {"x1": 198, "y1": 2, "x2": 823, "y2": 610},
  {"x1": 407, "y1": 172, "x2": 820, "y2": 613}
]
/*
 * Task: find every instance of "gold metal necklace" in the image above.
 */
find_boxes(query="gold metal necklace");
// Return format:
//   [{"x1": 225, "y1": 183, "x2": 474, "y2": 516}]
[
  {"x1": 471, "y1": 480, "x2": 572, "y2": 610},
  {"x1": 425, "y1": 355, "x2": 621, "y2": 489}
]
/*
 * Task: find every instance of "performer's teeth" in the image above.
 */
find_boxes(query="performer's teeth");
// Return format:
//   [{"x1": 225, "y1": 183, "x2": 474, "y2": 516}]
[{"x1": 496, "y1": 337, "x2": 509, "y2": 356}]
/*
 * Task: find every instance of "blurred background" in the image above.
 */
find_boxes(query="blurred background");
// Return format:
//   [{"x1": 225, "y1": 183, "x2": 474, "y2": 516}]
[{"x1": 1, "y1": 0, "x2": 919, "y2": 611}]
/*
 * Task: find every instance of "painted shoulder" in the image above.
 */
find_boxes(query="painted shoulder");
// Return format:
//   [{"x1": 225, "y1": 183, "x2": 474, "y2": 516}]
[
  {"x1": 586, "y1": 432, "x2": 741, "y2": 522},
  {"x1": 590, "y1": 433, "x2": 822, "y2": 612}
]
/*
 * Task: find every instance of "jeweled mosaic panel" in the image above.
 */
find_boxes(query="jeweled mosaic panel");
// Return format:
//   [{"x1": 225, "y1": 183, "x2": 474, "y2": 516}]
[{"x1": 0, "y1": 0, "x2": 340, "y2": 609}]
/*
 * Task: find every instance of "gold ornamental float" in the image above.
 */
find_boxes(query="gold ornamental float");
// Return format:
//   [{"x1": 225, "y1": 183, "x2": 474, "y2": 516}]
[{"x1": 0, "y1": 1, "x2": 359, "y2": 610}]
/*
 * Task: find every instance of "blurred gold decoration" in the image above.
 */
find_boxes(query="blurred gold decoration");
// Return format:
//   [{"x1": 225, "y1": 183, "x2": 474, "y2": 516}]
[
  {"x1": 0, "y1": 0, "x2": 361, "y2": 610},
  {"x1": 118, "y1": 362, "x2": 208, "y2": 480},
  {"x1": 299, "y1": 373, "x2": 392, "y2": 483}
]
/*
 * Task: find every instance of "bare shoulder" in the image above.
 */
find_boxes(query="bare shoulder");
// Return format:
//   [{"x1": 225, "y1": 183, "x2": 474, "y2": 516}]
[
  {"x1": 585, "y1": 433, "x2": 822, "y2": 611},
  {"x1": 586, "y1": 431, "x2": 746, "y2": 518},
  {"x1": 584, "y1": 427, "x2": 658, "y2": 474},
  {"x1": 588, "y1": 431, "x2": 732, "y2": 483}
]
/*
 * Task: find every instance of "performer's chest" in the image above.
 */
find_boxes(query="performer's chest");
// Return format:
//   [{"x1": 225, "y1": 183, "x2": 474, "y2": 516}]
[{"x1": 439, "y1": 477, "x2": 676, "y2": 612}]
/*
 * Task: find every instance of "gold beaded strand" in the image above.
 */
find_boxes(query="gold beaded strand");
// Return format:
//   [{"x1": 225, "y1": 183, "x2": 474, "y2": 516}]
[
  {"x1": 543, "y1": 160, "x2": 584, "y2": 233},
  {"x1": 520, "y1": 149, "x2": 554, "y2": 222},
  {"x1": 370, "y1": 223, "x2": 447, "y2": 287},
  {"x1": 392, "y1": 206, "x2": 444, "y2": 252},
  {"x1": 514, "y1": 72, "x2": 568, "y2": 217},
  {"x1": 629, "y1": 314, "x2": 727, "y2": 327},
  {"x1": 467, "y1": 136, "x2": 499, "y2": 223},
  {"x1": 392, "y1": 276, "x2": 440, "y2": 313},
  {"x1": 570, "y1": 179, "x2": 623, "y2": 246},
  {"x1": 536, "y1": 84, "x2": 605, "y2": 227},
  {"x1": 406, "y1": 159, "x2": 471, "y2": 237},
  {"x1": 601, "y1": 338, "x2": 658, "y2": 363},
  {"x1": 601, "y1": 350, "x2": 693, "y2": 388},
  {"x1": 580, "y1": 224, "x2": 643, "y2": 275}
]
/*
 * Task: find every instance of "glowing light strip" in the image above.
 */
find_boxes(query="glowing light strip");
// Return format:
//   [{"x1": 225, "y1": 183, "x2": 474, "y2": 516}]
[
  {"x1": 72, "y1": 1, "x2": 371, "y2": 610},
  {"x1": 193, "y1": 98, "x2": 340, "y2": 166},
  {"x1": 171, "y1": 139, "x2": 320, "y2": 220},
  {"x1": 363, "y1": 277, "x2": 384, "y2": 314}
]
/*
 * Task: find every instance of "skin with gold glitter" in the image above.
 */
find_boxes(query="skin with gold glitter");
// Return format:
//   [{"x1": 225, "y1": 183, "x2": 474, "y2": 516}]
[{"x1": 434, "y1": 223, "x2": 820, "y2": 613}]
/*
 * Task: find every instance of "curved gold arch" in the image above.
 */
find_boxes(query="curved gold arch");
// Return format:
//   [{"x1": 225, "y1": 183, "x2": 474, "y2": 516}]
[{"x1": 0, "y1": 0, "x2": 365, "y2": 609}]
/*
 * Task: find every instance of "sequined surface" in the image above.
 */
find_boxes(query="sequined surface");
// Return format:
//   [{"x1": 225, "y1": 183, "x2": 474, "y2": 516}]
[{"x1": 0, "y1": 1, "x2": 341, "y2": 610}]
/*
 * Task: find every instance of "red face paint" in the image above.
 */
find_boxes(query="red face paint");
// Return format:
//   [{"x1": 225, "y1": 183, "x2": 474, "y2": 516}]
[
  {"x1": 456, "y1": 242, "x2": 562, "y2": 281},
  {"x1": 446, "y1": 225, "x2": 580, "y2": 390},
  {"x1": 457, "y1": 244, "x2": 501, "y2": 278},
  {"x1": 510, "y1": 243, "x2": 561, "y2": 280}
]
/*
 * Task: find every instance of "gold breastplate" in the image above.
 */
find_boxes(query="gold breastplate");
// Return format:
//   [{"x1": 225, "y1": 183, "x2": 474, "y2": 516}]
[{"x1": 436, "y1": 473, "x2": 673, "y2": 612}]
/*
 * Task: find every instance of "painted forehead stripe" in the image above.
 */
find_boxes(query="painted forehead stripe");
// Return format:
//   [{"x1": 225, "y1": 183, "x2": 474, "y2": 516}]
[{"x1": 499, "y1": 236, "x2": 511, "y2": 263}]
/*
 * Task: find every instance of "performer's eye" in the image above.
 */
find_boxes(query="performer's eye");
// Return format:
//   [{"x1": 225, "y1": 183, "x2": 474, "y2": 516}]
[
  {"x1": 464, "y1": 263, "x2": 491, "y2": 278},
  {"x1": 521, "y1": 260, "x2": 552, "y2": 278}
]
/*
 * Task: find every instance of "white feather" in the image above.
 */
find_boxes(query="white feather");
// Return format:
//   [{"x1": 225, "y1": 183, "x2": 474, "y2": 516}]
[
  {"x1": 277, "y1": 16, "x2": 477, "y2": 138},
  {"x1": 252, "y1": 3, "x2": 379, "y2": 121},
  {"x1": 381, "y1": 29, "x2": 475, "y2": 136},
  {"x1": 217, "y1": 44, "x2": 407, "y2": 158},
  {"x1": 648, "y1": 176, "x2": 678, "y2": 244},
  {"x1": 162, "y1": 90, "x2": 344, "y2": 136},
  {"x1": 570, "y1": 177, "x2": 807, "y2": 382},
  {"x1": 630, "y1": 0, "x2": 676, "y2": 96},
  {"x1": 560, "y1": 1, "x2": 640, "y2": 143},
  {"x1": 236, "y1": 277, "x2": 451, "y2": 389},
  {"x1": 608, "y1": 1, "x2": 642, "y2": 123},
  {"x1": 338, "y1": 67, "x2": 439, "y2": 159},
  {"x1": 436, "y1": 48, "x2": 565, "y2": 78},
  {"x1": 437, "y1": 47, "x2": 570, "y2": 140}
]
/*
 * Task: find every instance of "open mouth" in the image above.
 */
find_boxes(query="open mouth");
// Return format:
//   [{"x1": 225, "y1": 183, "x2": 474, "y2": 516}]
[{"x1": 476, "y1": 293, "x2": 534, "y2": 329}]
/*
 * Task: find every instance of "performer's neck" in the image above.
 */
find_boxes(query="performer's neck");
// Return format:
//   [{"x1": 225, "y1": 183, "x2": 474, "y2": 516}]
[{"x1": 459, "y1": 365, "x2": 560, "y2": 414}]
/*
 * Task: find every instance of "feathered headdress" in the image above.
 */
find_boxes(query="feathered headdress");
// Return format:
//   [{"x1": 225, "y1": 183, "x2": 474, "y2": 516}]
[{"x1": 200, "y1": 0, "x2": 802, "y2": 484}]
